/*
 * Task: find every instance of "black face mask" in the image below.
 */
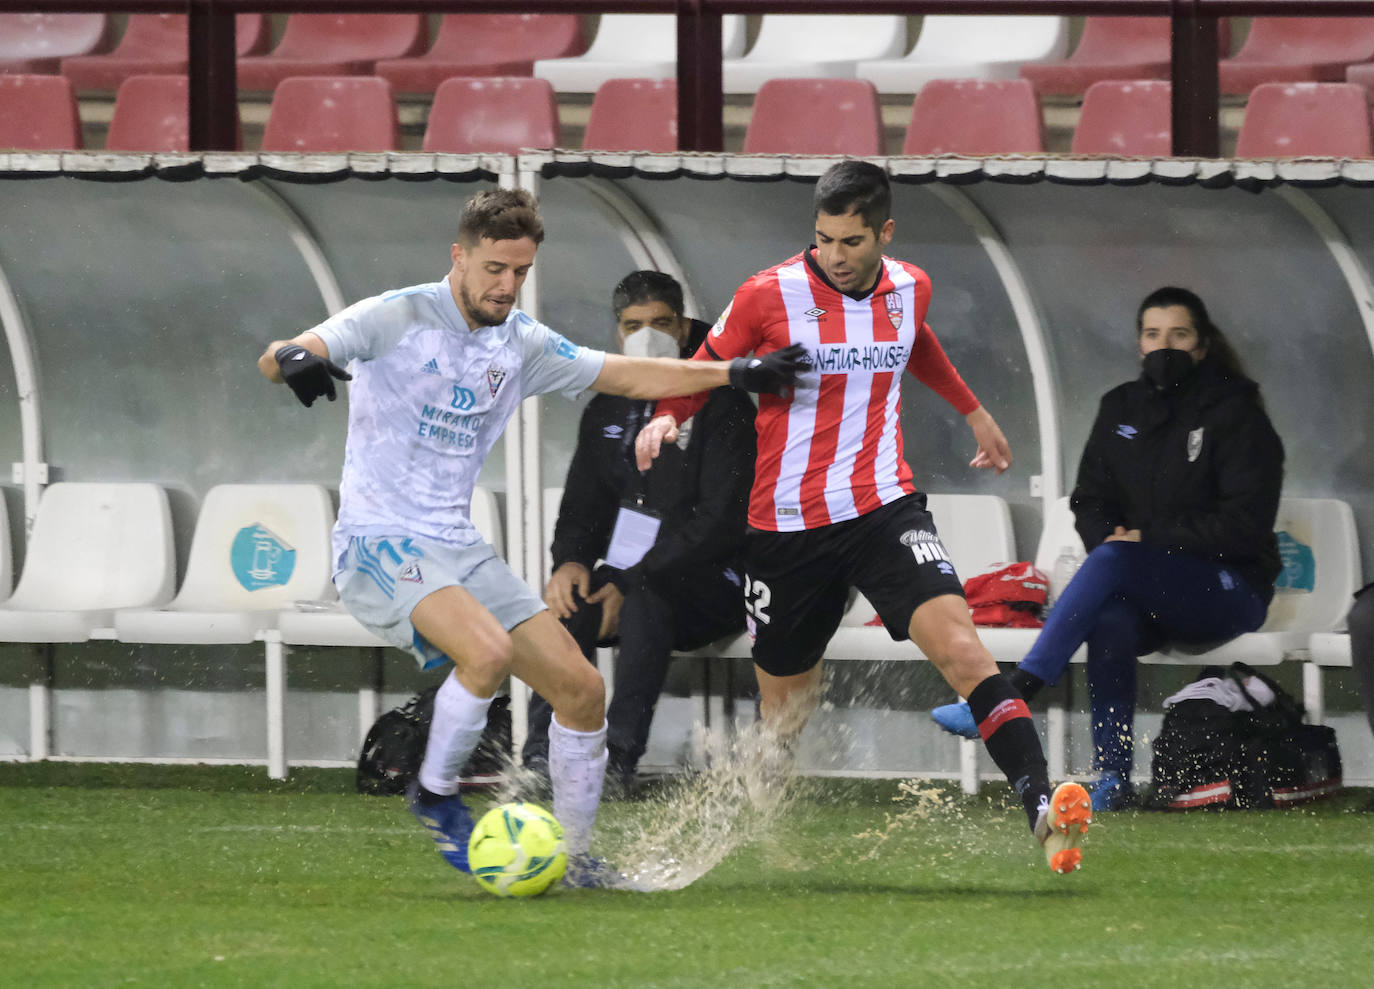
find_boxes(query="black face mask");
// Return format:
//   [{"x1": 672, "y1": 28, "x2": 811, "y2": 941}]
[{"x1": 1141, "y1": 348, "x2": 1199, "y2": 391}]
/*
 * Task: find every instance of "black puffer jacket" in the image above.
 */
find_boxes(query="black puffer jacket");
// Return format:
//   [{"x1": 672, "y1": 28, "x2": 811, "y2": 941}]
[
  {"x1": 550, "y1": 319, "x2": 757, "y2": 591},
  {"x1": 1071, "y1": 356, "x2": 1285, "y2": 604}
]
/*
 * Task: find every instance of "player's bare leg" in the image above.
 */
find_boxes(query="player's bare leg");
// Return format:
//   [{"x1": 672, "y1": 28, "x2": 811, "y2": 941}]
[{"x1": 909, "y1": 594, "x2": 1090, "y2": 873}]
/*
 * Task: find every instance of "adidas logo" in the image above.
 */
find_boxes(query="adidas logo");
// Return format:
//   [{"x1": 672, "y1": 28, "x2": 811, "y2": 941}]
[{"x1": 421, "y1": 358, "x2": 440, "y2": 375}]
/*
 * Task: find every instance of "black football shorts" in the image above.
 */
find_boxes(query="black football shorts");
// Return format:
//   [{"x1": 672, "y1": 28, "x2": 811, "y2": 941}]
[{"x1": 742, "y1": 494, "x2": 965, "y2": 677}]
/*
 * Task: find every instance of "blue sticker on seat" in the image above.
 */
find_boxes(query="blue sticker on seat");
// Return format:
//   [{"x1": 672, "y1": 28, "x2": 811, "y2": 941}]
[
  {"x1": 230, "y1": 524, "x2": 297, "y2": 591},
  {"x1": 1274, "y1": 530, "x2": 1315, "y2": 593}
]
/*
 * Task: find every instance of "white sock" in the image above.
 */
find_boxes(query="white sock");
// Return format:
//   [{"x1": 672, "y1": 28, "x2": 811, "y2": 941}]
[
  {"x1": 417, "y1": 674, "x2": 493, "y2": 797},
  {"x1": 549, "y1": 715, "x2": 608, "y2": 856}
]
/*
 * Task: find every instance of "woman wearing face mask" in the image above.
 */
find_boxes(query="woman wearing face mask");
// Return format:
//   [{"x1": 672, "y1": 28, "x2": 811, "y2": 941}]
[{"x1": 932, "y1": 286, "x2": 1284, "y2": 811}]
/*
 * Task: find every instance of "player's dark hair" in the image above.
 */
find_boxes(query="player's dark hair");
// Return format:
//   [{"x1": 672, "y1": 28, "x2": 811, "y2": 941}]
[
  {"x1": 813, "y1": 160, "x2": 891, "y2": 233},
  {"x1": 1136, "y1": 286, "x2": 1250, "y2": 381},
  {"x1": 458, "y1": 189, "x2": 545, "y2": 246},
  {"x1": 611, "y1": 270, "x2": 684, "y2": 319}
]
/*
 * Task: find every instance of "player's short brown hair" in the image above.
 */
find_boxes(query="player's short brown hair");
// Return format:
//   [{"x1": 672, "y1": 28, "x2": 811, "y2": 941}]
[{"x1": 457, "y1": 189, "x2": 545, "y2": 247}]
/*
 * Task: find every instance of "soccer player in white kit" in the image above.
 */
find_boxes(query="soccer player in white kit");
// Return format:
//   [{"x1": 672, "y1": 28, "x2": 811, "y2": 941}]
[{"x1": 258, "y1": 189, "x2": 803, "y2": 887}]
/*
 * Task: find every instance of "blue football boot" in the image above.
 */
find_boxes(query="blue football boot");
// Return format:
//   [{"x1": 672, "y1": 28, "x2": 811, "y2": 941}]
[
  {"x1": 406, "y1": 780, "x2": 473, "y2": 873},
  {"x1": 930, "y1": 700, "x2": 980, "y2": 740}
]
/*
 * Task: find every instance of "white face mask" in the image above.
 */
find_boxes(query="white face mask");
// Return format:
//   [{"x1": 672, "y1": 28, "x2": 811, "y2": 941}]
[{"x1": 621, "y1": 327, "x2": 680, "y2": 359}]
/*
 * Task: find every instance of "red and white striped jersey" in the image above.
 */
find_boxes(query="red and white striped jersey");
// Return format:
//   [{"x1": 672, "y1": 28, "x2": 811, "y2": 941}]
[{"x1": 657, "y1": 249, "x2": 980, "y2": 532}]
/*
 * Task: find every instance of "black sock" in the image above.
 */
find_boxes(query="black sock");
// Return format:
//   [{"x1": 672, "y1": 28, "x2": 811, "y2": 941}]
[
  {"x1": 967, "y1": 674, "x2": 1052, "y2": 831},
  {"x1": 415, "y1": 783, "x2": 447, "y2": 805},
  {"x1": 1007, "y1": 667, "x2": 1046, "y2": 702}
]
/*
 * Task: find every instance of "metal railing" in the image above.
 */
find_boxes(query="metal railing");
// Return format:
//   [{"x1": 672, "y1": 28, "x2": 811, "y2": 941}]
[{"x1": 7, "y1": 0, "x2": 1374, "y2": 155}]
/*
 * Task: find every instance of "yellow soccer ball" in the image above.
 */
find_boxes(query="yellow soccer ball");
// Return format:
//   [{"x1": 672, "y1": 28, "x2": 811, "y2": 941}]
[{"x1": 468, "y1": 802, "x2": 567, "y2": 897}]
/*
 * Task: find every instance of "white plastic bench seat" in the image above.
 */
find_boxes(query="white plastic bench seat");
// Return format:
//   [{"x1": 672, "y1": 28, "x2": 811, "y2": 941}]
[
  {"x1": 115, "y1": 484, "x2": 334, "y2": 645},
  {"x1": 534, "y1": 15, "x2": 745, "y2": 93},
  {"x1": 856, "y1": 16, "x2": 1069, "y2": 94},
  {"x1": 1140, "y1": 497, "x2": 1360, "y2": 667},
  {"x1": 723, "y1": 15, "x2": 907, "y2": 94},
  {"x1": 0, "y1": 482, "x2": 174, "y2": 642}
]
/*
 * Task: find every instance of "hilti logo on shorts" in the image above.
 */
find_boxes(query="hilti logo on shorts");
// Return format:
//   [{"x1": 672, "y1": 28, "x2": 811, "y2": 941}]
[{"x1": 900, "y1": 529, "x2": 950, "y2": 565}]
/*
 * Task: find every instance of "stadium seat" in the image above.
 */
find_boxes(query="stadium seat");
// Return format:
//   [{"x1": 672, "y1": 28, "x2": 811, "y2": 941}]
[
  {"x1": 723, "y1": 15, "x2": 907, "y2": 94},
  {"x1": 1220, "y1": 18, "x2": 1374, "y2": 94},
  {"x1": 237, "y1": 14, "x2": 427, "y2": 92},
  {"x1": 582, "y1": 78, "x2": 678, "y2": 152},
  {"x1": 260, "y1": 76, "x2": 399, "y2": 153},
  {"x1": 1021, "y1": 17, "x2": 1229, "y2": 96},
  {"x1": 0, "y1": 14, "x2": 111, "y2": 75},
  {"x1": 422, "y1": 77, "x2": 559, "y2": 153},
  {"x1": 375, "y1": 15, "x2": 586, "y2": 93},
  {"x1": 1141, "y1": 498, "x2": 1361, "y2": 667},
  {"x1": 0, "y1": 483, "x2": 175, "y2": 643},
  {"x1": 743, "y1": 78, "x2": 882, "y2": 155},
  {"x1": 856, "y1": 15, "x2": 1069, "y2": 95},
  {"x1": 1234, "y1": 82, "x2": 1373, "y2": 158},
  {"x1": 1071, "y1": 79, "x2": 1172, "y2": 156},
  {"x1": 902, "y1": 78, "x2": 1045, "y2": 155},
  {"x1": 105, "y1": 74, "x2": 243, "y2": 152},
  {"x1": 61, "y1": 13, "x2": 268, "y2": 91},
  {"x1": 115, "y1": 484, "x2": 334, "y2": 645},
  {"x1": 534, "y1": 14, "x2": 745, "y2": 93},
  {"x1": 0, "y1": 73, "x2": 81, "y2": 150}
]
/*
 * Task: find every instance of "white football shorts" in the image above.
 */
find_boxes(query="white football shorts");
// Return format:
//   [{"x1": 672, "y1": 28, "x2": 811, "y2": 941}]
[{"x1": 336, "y1": 533, "x2": 545, "y2": 669}]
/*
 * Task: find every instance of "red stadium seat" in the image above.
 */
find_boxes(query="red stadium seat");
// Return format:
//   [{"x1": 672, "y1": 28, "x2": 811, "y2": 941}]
[
  {"x1": 105, "y1": 75, "x2": 242, "y2": 152},
  {"x1": 903, "y1": 78, "x2": 1044, "y2": 155},
  {"x1": 1071, "y1": 80, "x2": 1171, "y2": 156},
  {"x1": 422, "y1": 77, "x2": 559, "y2": 153},
  {"x1": 0, "y1": 74, "x2": 81, "y2": 150},
  {"x1": 260, "y1": 76, "x2": 399, "y2": 153},
  {"x1": 238, "y1": 15, "x2": 428, "y2": 92},
  {"x1": 61, "y1": 14, "x2": 267, "y2": 91},
  {"x1": 0, "y1": 14, "x2": 111, "y2": 74},
  {"x1": 1221, "y1": 18, "x2": 1374, "y2": 94},
  {"x1": 1021, "y1": 17, "x2": 1229, "y2": 96},
  {"x1": 743, "y1": 78, "x2": 882, "y2": 155},
  {"x1": 1234, "y1": 82, "x2": 1373, "y2": 158},
  {"x1": 375, "y1": 15, "x2": 585, "y2": 94},
  {"x1": 582, "y1": 78, "x2": 677, "y2": 152}
]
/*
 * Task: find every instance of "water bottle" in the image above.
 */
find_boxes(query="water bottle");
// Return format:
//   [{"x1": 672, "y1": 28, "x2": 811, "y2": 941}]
[{"x1": 1050, "y1": 545, "x2": 1083, "y2": 610}]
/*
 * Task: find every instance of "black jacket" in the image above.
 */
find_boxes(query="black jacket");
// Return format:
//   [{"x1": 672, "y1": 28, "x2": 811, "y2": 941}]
[
  {"x1": 550, "y1": 319, "x2": 757, "y2": 592},
  {"x1": 1071, "y1": 356, "x2": 1284, "y2": 604}
]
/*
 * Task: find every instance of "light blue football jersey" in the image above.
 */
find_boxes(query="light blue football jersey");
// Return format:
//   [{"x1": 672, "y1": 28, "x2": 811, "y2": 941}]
[{"x1": 310, "y1": 276, "x2": 605, "y2": 567}]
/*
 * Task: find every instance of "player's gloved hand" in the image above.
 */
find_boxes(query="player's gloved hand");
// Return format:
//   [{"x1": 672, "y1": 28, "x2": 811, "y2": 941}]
[
  {"x1": 728, "y1": 343, "x2": 808, "y2": 394},
  {"x1": 274, "y1": 344, "x2": 352, "y2": 407}
]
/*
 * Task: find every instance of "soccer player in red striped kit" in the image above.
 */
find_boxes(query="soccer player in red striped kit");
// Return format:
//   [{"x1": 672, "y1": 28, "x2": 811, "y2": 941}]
[{"x1": 636, "y1": 161, "x2": 1092, "y2": 873}]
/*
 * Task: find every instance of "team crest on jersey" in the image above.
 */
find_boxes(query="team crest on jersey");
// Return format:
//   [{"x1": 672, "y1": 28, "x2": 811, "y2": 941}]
[
  {"x1": 711, "y1": 302, "x2": 733, "y2": 337},
  {"x1": 486, "y1": 366, "x2": 507, "y2": 397},
  {"x1": 885, "y1": 294, "x2": 904, "y2": 330},
  {"x1": 399, "y1": 562, "x2": 423, "y2": 583}
]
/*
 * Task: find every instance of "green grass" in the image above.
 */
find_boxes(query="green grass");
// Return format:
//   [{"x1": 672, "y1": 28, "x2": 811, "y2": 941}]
[{"x1": 2, "y1": 764, "x2": 1371, "y2": 988}]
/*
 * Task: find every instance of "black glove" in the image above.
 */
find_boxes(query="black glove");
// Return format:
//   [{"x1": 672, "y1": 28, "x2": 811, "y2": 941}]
[
  {"x1": 728, "y1": 343, "x2": 808, "y2": 394},
  {"x1": 275, "y1": 344, "x2": 352, "y2": 407}
]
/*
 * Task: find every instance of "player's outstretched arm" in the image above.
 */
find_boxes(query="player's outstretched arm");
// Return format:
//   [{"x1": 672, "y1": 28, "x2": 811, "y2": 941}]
[
  {"x1": 258, "y1": 332, "x2": 352, "y2": 408},
  {"x1": 966, "y1": 405, "x2": 1012, "y2": 474},
  {"x1": 593, "y1": 344, "x2": 806, "y2": 400}
]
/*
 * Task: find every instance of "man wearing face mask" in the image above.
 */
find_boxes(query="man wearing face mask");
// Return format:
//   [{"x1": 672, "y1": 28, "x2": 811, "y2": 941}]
[
  {"x1": 522, "y1": 271, "x2": 756, "y2": 796},
  {"x1": 931, "y1": 286, "x2": 1285, "y2": 812}
]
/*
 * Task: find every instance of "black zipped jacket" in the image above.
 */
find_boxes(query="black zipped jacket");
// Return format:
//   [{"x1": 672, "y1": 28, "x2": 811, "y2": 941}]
[
  {"x1": 550, "y1": 319, "x2": 757, "y2": 592},
  {"x1": 1070, "y1": 356, "x2": 1285, "y2": 605}
]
